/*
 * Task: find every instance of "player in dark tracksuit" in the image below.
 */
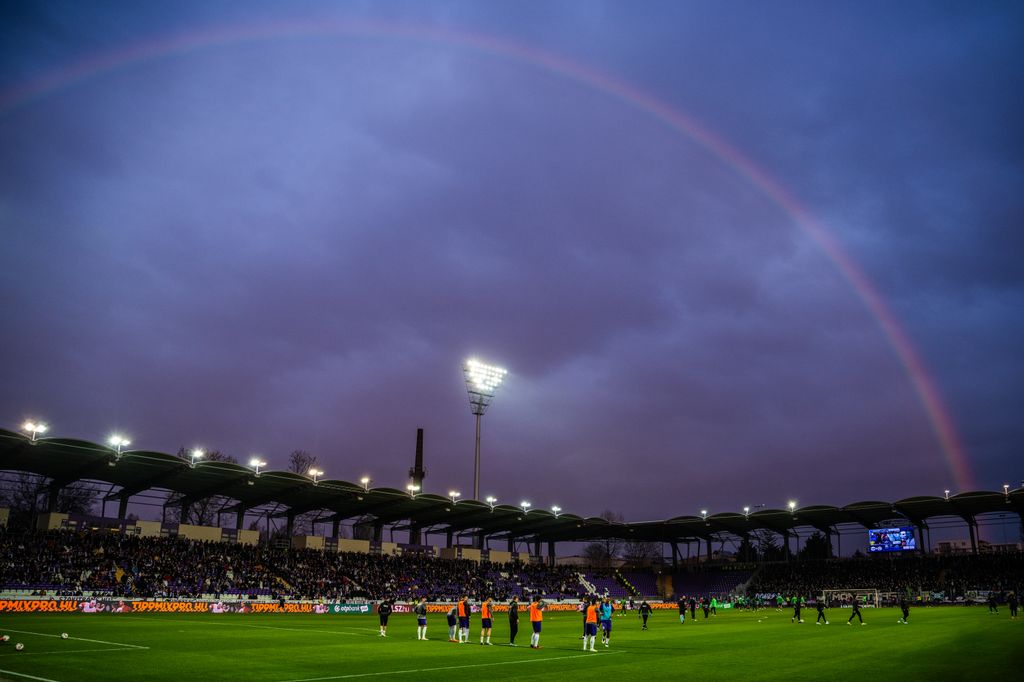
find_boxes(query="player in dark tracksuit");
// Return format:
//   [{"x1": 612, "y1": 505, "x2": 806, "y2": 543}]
[
  {"x1": 848, "y1": 598, "x2": 864, "y2": 625},
  {"x1": 508, "y1": 596, "x2": 519, "y2": 645},
  {"x1": 815, "y1": 600, "x2": 828, "y2": 624},
  {"x1": 898, "y1": 596, "x2": 910, "y2": 624},
  {"x1": 639, "y1": 600, "x2": 653, "y2": 630},
  {"x1": 791, "y1": 595, "x2": 802, "y2": 623},
  {"x1": 689, "y1": 597, "x2": 696, "y2": 621},
  {"x1": 678, "y1": 597, "x2": 687, "y2": 624},
  {"x1": 988, "y1": 594, "x2": 999, "y2": 614},
  {"x1": 1008, "y1": 592, "x2": 1018, "y2": 620},
  {"x1": 377, "y1": 600, "x2": 392, "y2": 637}
]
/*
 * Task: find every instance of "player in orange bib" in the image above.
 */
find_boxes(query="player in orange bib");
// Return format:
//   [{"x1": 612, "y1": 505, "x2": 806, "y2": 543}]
[
  {"x1": 583, "y1": 599, "x2": 599, "y2": 652},
  {"x1": 479, "y1": 597, "x2": 494, "y2": 645},
  {"x1": 528, "y1": 596, "x2": 545, "y2": 649},
  {"x1": 457, "y1": 595, "x2": 470, "y2": 643}
]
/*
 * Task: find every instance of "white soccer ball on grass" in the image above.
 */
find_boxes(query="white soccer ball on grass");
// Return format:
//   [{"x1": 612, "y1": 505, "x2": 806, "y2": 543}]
[
  {"x1": 61, "y1": 632, "x2": 69, "y2": 639},
  {"x1": 15, "y1": 643, "x2": 24, "y2": 651}
]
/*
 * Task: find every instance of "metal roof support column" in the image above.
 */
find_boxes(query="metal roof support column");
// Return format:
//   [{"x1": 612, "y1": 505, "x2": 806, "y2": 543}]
[
  {"x1": 824, "y1": 528, "x2": 834, "y2": 558},
  {"x1": 373, "y1": 522, "x2": 383, "y2": 543},
  {"x1": 705, "y1": 537, "x2": 712, "y2": 563},
  {"x1": 331, "y1": 516, "x2": 341, "y2": 539},
  {"x1": 507, "y1": 536, "x2": 514, "y2": 553},
  {"x1": 286, "y1": 511, "x2": 295, "y2": 537},
  {"x1": 179, "y1": 499, "x2": 192, "y2": 524},
  {"x1": 670, "y1": 541, "x2": 679, "y2": 570},
  {"x1": 236, "y1": 508, "x2": 246, "y2": 531},
  {"x1": 118, "y1": 495, "x2": 129, "y2": 520},
  {"x1": 968, "y1": 518, "x2": 978, "y2": 555},
  {"x1": 547, "y1": 541, "x2": 555, "y2": 567},
  {"x1": 533, "y1": 538, "x2": 541, "y2": 560},
  {"x1": 409, "y1": 524, "x2": 421, "y2": 546},
  {"x1": 46, "y1": 481, "x2": 64, "y2": 513},
  {"x1": 913, "y1": 523, "x2": 926, "y2": 555},
  {"x1": 783, "y1": 530, "x2": 791, "y2": 562},
  {"x1": 446, "y1": 530, "x2": 454, "y2": 548}
]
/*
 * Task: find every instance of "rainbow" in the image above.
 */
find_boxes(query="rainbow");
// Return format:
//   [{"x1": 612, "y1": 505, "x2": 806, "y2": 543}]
[{"x1": 0, "y1": 18, "x2": 975, "y2": 490}]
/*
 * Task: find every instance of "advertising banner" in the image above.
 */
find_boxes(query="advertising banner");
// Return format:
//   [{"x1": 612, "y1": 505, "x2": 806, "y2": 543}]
[{"x1": 328, "y1": 603, "x2": 373, "y2": 614}]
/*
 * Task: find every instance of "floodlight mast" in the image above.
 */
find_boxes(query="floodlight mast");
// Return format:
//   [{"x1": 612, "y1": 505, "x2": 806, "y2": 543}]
[{"x1": 464, "y1": 359, "x2": 507, "y2": 501}]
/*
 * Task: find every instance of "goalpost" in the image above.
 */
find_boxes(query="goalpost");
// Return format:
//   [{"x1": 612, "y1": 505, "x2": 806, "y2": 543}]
[{"x1": 821, "y1": 589, "x2": 880, "y2": 609}]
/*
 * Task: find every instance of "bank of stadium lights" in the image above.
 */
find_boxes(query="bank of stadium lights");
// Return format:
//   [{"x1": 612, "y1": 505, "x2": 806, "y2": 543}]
[
  {"x1": 464, "y1": 358, "x2": 508, "y2": 501},
  {"x1": 360, "y1": 476, "x2": 372, "y2": 491},
  {"x1": 520, "y1": 501, "x2": 531, "y2": 512},
  {"x1": 788, "y1": 500, "x2": 797, "y2": 512},
  {"x1": 449, "y1": 491, "x2": 461, "y2": 504},
  {"x1": 308, "y1": 468, "x2": 323, "y2": 484},
  {"x1": 108, "y1": 434, "x2": 131, "y2": 455},
  {"x1": 743, "y1": 506, "x2": 751, "y2": 518},
  {"x1": 21, "y1": 420, "x2": 48, "y2": 442},
  {"x1": 944, "y1": 489, "x2": 951, "y2": 500},
  {"x1": 1003, "y1": 484, "x2": 1010, "y2": 496},
  {"x1": 485, "y1": 496, "x2": 498, "y2": 510},
  {"x1": 190, "y1": 449, "x2": 204, "y2": 467},
  {"x1": 551, "y1": 505, "x2": 562, "y2": 517},
  {"x1": 700, "y1": 509, "x2": 708, "y2": 520},
  {"x1": 407, "y1": 483, "x2": 421, "y2": 498},
  {"x1": 249, "y1": 457, "x2": 267, "y2": 475}
]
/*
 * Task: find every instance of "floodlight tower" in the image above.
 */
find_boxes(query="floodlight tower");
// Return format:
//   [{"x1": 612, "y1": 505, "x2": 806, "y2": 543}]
[{"x1": 464, "y1": 358, "x2": 508, "y2": 501}]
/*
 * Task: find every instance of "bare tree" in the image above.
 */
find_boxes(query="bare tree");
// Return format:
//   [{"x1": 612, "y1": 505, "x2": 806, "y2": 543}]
[
  {"x1": 583, "y1": 510, "x2": 625, "y2": 569},
  {"x1": 0, "y1": 472, "x2": 99, "y2": 528},
  {"x1": 622, "y1": 540, "x2": 661, "y2": 566},
  {"x1": 287, "y1": 450, "x2": 321, "y2": 535}
]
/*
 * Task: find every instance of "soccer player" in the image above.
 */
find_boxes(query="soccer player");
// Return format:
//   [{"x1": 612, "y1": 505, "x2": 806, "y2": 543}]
[
  {"x1": 619, "y1": 599, "x2": 627, "y2": 617},
  {"x1": 689, "y1": 596, "x2": 696, "y2": 621},
  {"x1": 710, "y1": 596, "x2": 718, "y2": 616},
  {"x1": 847, "y1": 598, "x2": 865, "y2": 625},
  {"x1": 457, "y1": 595, "x2": 471, "y2": 643},
  {"x1": 702, "y1": 598, "x2": 710, "y2": 619},
  {"x1": 529, "y1": 596, "x2": 545, "y2": 649},
  {"x1": 600, "y1": 597, "x2": 614, "y2": 646},
  {"x1": 377, "y1": 599, "x2": 392, "y2": 637},
  {"x1": 791, "y1": 594, "x2": 803, "y2": 623},
  {"x1": 815, "y1": 600, "x2": 828, "y2": 625},
  {"x1": 1007, "y1": 592, "x2": 1018, "y2": 620},
  {"x1": 898, "y1": 596, "x2": 910, "y2": 624},
  {"x1": 446, "y1": 604, "x2": 458, "y2": 642},
  {"x1": 583, "y1": 599, "x2": 599, "y2": 652},
  {"x1": 639, "y1": 600, "x2": 653, "y2": 630},
  {"x1": 988, "y1": 593, "x2": 999, "y2": 614},
  {"x1": 480, "y1": 597, "x2": 494, "y2": 645},
  {"x1": 776, "y1": 595, "x2": 784, "y2": 612},
  {"x1": 678, "y1": 596, "x2": 687, "y2": 624},
  {"x1": 508, "y1": 596, "x2": 520, "y2": 645},
  {"x1": 414, "y1": 597, "x2": 429, "y2": 640}
]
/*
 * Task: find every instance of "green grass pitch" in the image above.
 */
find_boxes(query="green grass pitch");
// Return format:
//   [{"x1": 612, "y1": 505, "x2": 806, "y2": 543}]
[{"x1": 1, "y1": 607, "x2": 1020, "y2": 681}]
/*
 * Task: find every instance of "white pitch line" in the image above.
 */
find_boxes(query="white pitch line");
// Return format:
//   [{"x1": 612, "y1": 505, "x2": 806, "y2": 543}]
[
  {"x1": 124, "y1": 616, "x2": 373, "y2": 637},
  {"x1": 0, "y1": 629, "x2": 147, "y2": 649},
  {"x1": 0, "y1": 667, "x2": 62, "y2": 682},
  {"x1": 278, "y1": 650, "x2": 627, "y2": 682}
]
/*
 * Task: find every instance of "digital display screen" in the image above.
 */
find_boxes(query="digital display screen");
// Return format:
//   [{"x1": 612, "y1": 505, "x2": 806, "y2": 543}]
[{"x1": 868, "y1": 527, "x2": 916, "y2": 552}]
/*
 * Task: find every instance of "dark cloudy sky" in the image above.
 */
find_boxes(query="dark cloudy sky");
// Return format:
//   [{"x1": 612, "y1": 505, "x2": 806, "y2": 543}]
[{"x1": 1, "y1": 1, "x2": 1021, "y2": 523}]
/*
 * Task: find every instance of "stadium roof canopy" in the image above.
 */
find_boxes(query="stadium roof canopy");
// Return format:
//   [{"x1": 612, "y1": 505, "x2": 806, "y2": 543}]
[{"x1": 2, "y1": 428, "x2": 1022, "y2": 544}]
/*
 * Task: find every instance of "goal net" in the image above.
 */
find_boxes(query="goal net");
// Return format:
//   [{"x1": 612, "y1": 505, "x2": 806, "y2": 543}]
[{"x1": 821, "y1": 589, "x2": 879, "y2": 609}]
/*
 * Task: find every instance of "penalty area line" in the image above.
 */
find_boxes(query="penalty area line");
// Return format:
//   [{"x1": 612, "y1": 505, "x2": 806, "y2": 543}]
[
  {"x1": 0, "y1": 629, "x2": 147, "y2": 650},
  {"x1": 278, "y1": 650, "x2": 627, "y2": 681},
  {"x1": 0, "y1": 667, "x2": 62, "y2": 682},
  {"x1": 1, "y1": 647, "x2": 151, "y2": 658}
]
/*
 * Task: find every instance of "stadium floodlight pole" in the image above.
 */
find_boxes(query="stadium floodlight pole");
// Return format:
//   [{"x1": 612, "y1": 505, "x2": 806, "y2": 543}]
[
  {"x1": 551, "y1": 505, "x2": 561, "y2": 517},
  {"x1": 743, "y1": 506, "x2": 751, "y2": 518},
  {"x1": 249, "y1": 457, "x2": 266, "y2": 475},
  {"x1": 309, "y1": 468, "x2": 323, "y2": 484},
  {"x1": 944, "y1": 489, "x2": 950, "y2": 500},
  {"x1": 788, "y1": 500, "x2": 797, "y2": 512},
  {"x1": 1003, "y1": 484, "x2": 1009, "y2": 496},
  {"x1": 485, "y1": 496, "x2": 497, "y2": 510},
  {"x1": 360, "y1": 476, "x2": 372, "y2": 491},
  {"x1": 190, "y1": 449, "x2": 205, "y2": 467},
  {"x1": 464, "y1": 358, "x2": 508, "y2": 501},
  {"x1": 520, "y1": 500, "x2": 531, "y2": 512},
  {"x1": 21, "y1": 420, "x2": 48, "y2": 442},
  {"x1": 700, "y1": 509, "x2": 708, "y2": 520},
  {"x1": 108, "y1": 434, "x2": 131, "y2": 455},
  {"x1": 449, "y1": 490, "x2": 461, "y2": 504},
  {"x1": 407, "y1": 483, "x2": 420, "y2": 498}
]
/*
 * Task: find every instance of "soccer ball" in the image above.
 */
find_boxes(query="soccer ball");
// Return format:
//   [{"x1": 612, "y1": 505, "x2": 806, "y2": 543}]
[
  {"x1": 1, "y1": 635, "x2": 9, "y2": 642},
  {"x1": 15, "y1": 643, "x2": 24, "y2": 651},
  {"x1": 61, "y1": 633, "x2": 69, "y2": 639}
]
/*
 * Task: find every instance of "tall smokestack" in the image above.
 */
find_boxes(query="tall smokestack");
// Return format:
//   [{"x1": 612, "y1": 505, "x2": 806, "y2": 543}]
[{"x1": 409, "y1": 428, "x2": 426, "y2": 490}]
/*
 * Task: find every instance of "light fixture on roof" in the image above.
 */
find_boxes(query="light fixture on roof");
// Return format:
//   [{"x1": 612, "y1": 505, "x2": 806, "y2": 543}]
[
  {"x1": 190, "y1": 449, "x2": 205, "y2": 466},
  {"x1": 485, "y1": 496, "x2": 497, "y2": 510},
  {"x1": 308, "y1": 468, "x2": 323, "y2": 484},
  {"x1": 520, "y1": 500, "x2": 531, "y2": 512},
  {"x1": 21, "y1": 420, "x2": 48, "y2": 442},
  {"x1": 360, "y1": 476, "x2": 371, "y2": 491},
  {"x1": 944, "y1": 489, "x2": 950, "y2": 500},
  {"x1": 1003, "y1": 483, "x2": 1009, "y2": 496},
  {"x1": 449, "y1": 490, "x2": 461, "y2": 504},
  {"x1": 743, "y1": 506, "x2": 751, "y2": 518},
  {"x1": 406, "y1": 483, "x2": 421, "y2": 497},
  {"x1": 700, "y1": 509, "x2": 708, "y2": 520},
  {"x1": 551, "y1": 505, "x2": 561, "y2": 517},
  {"x1": 108, "y1": 434, "x2": 131, "y2": 455},
  {"x1": 464, "y1": 358, "x2": 508, "y2": 501},
  {"x1": 249, "y1": 457, "x2": 267, "y2": 475}
]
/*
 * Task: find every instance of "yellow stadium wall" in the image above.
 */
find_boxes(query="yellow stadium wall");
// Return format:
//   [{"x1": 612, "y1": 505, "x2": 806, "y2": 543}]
[
  {"x1": 292, "y1": 535, "x2": 325, "y2": 550},
  {"x1": 177, "y1": 524, "x2": 222, "y2": 542},
  {"x1": 237, "y1": 529, "x2": 260, "y2": 546},
  {"x1": 336, "y1": 539, "x2": 371, "y2": 554},
  {"x1": 35, "y1": 512, "x2": 68, "y2": 531},
  {"x1": 133, "y1": 520, "x2": 163, "y2": 537}
]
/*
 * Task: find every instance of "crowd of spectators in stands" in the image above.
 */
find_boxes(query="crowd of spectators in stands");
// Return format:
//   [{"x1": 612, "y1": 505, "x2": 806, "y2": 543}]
[
  {"x1": 747, "y1": 553, "x2": 1023, "y2": 598},
  {"x1": 0, "y1": 531, "x2": 584, "y2": 601}
]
